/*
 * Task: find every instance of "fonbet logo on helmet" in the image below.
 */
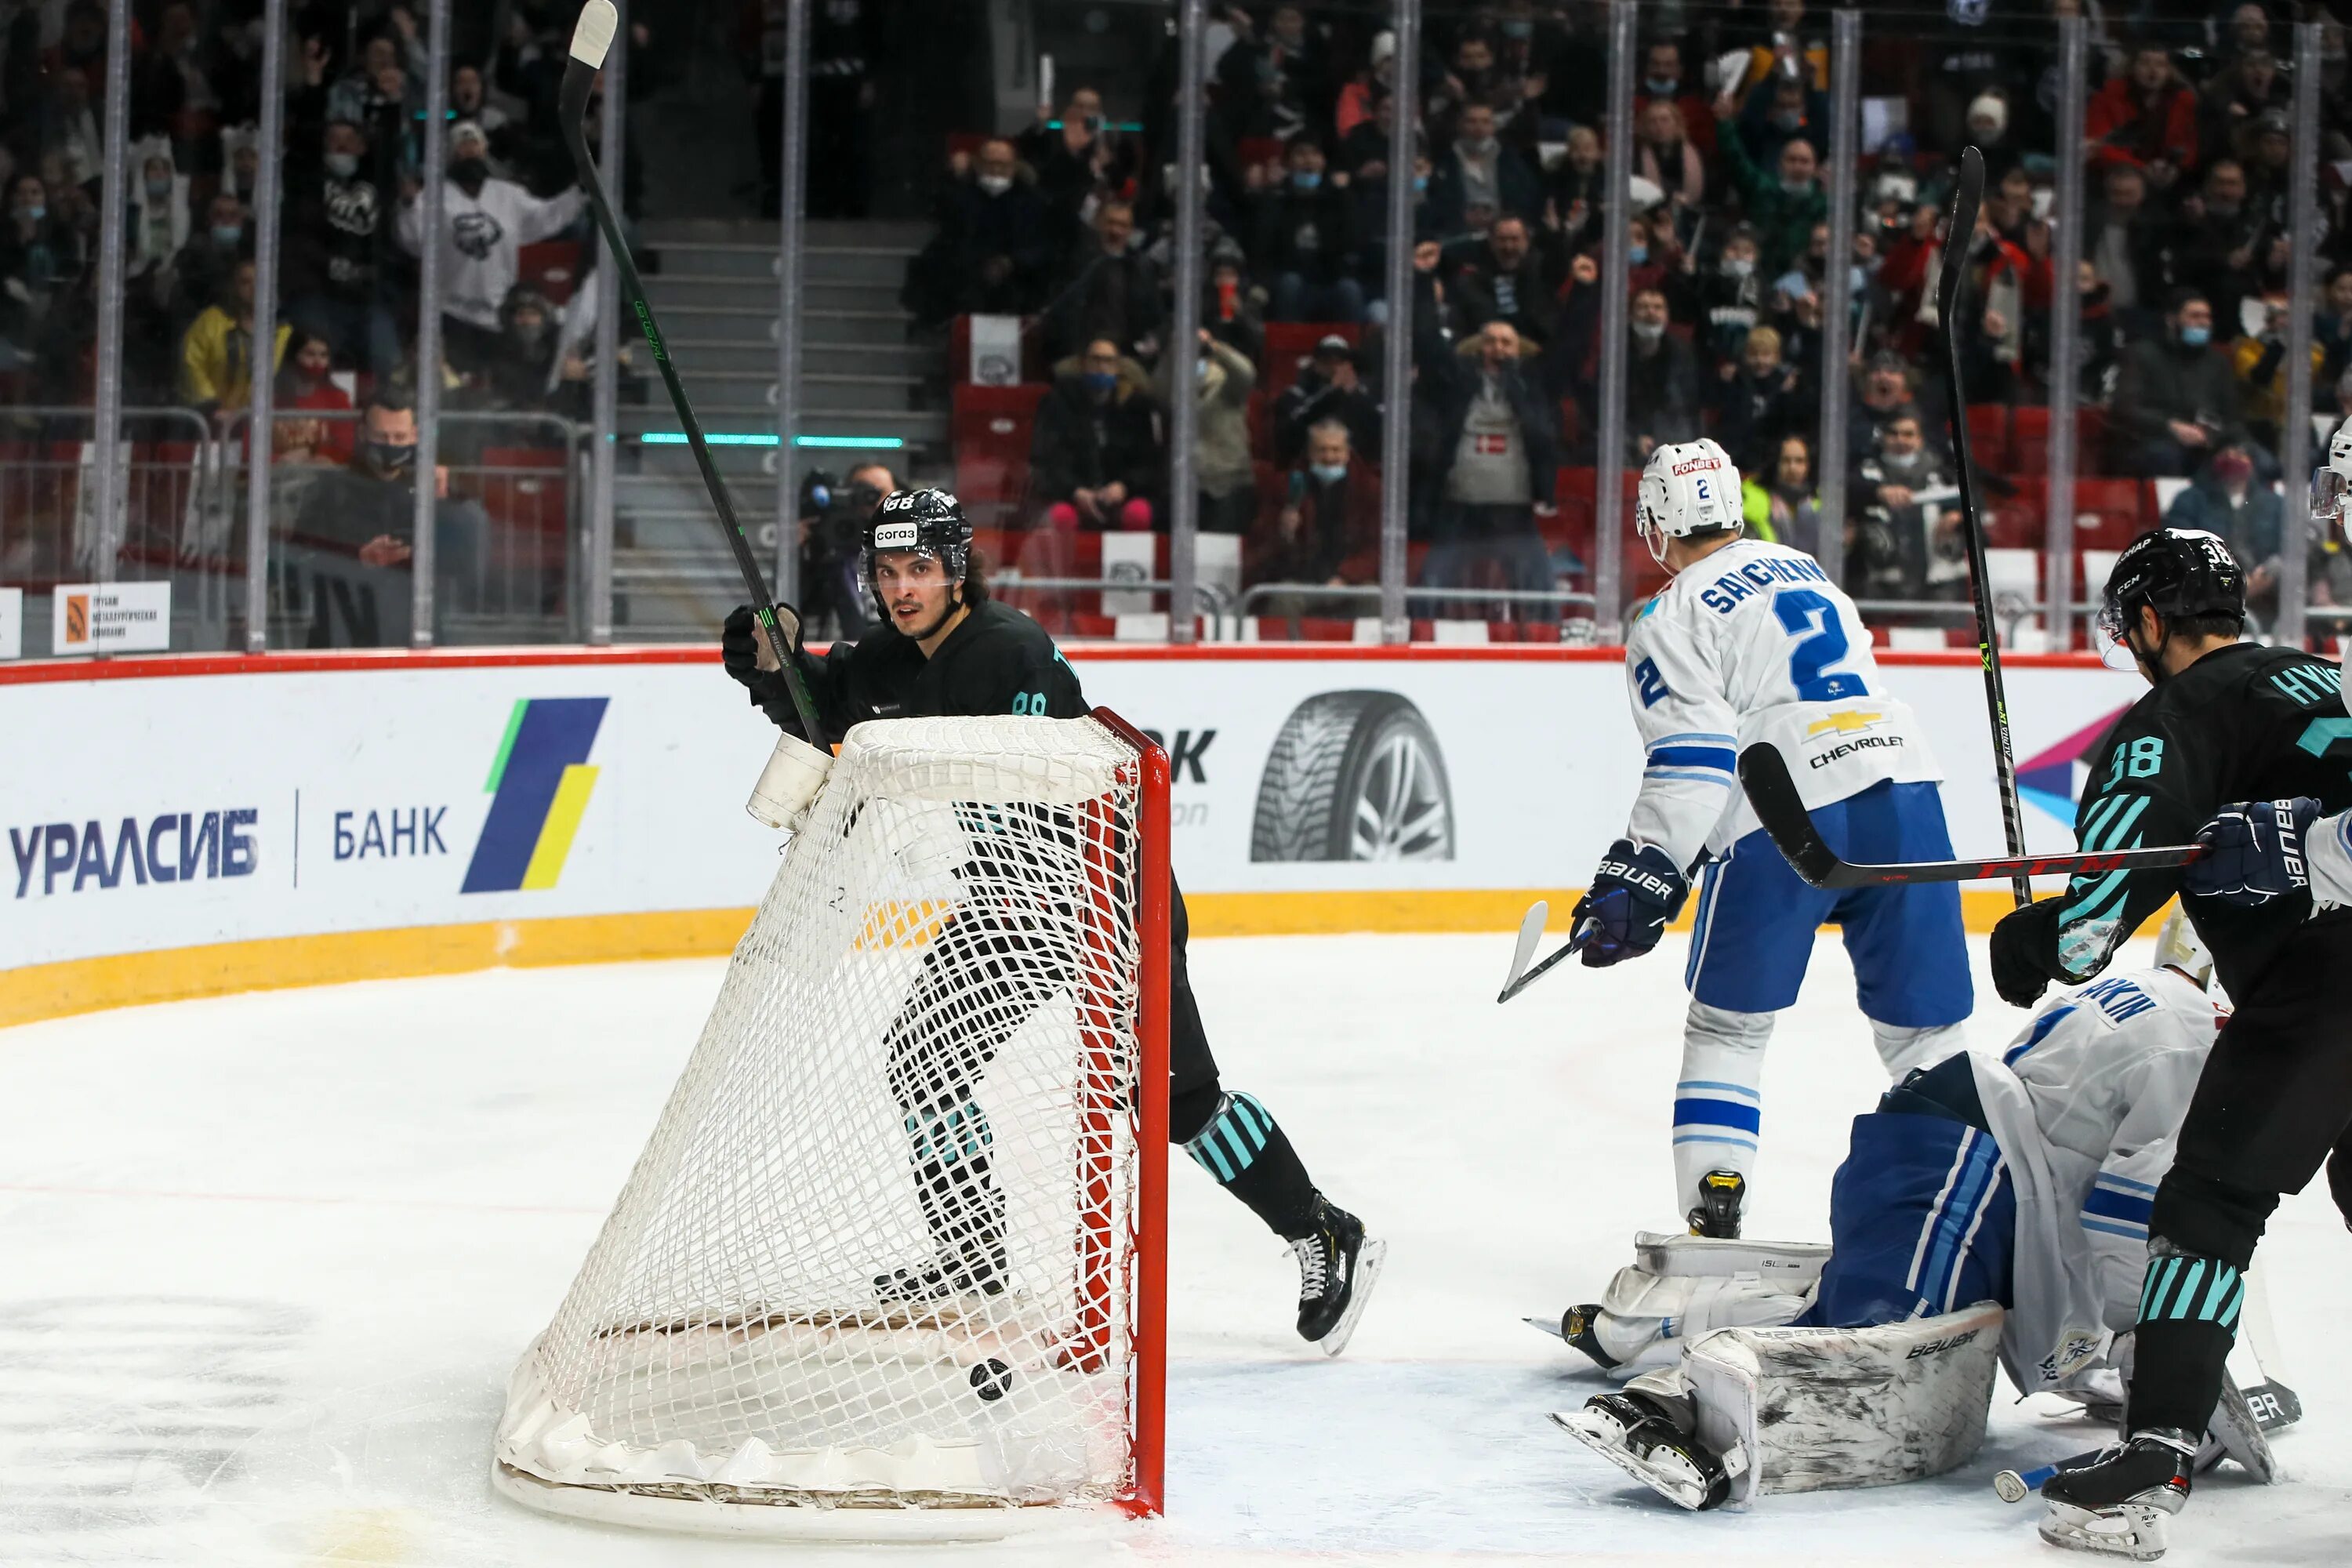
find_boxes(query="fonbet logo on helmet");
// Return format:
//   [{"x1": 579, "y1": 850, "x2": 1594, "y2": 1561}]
[{"x1": 1636, "y1": 437, "x2": 1744, "y2": 568}]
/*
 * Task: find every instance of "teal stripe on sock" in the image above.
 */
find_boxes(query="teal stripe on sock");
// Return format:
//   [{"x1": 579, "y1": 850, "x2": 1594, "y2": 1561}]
[
  {"x1": 1188, "y1": 1136, "x2": 1236, "y2": 1181},
  {"x1": 2138, "y1": 1258, "x2": 2171, "y2": 1322},
  {"x1": 2198, "y1": 1265, "x2": 2238, "y2": 1323},
  {"x1": 2220, "y1": 1279, "x2": 2245, "y2": 1332},
  {"x1": 2166, "y1": 1259, "x2": 2208, "y2": 1320}
]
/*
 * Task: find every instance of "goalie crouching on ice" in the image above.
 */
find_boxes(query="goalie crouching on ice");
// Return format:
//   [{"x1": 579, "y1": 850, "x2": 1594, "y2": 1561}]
[{"x1": 1549, "y1": 913, "x2": 2281, "y2": 1514}]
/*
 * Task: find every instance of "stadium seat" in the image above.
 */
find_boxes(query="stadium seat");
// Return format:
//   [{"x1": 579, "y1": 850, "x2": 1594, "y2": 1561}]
[
  {"x1": 518, "y1": 240, "x2": 583, "y2": 304},
  {"x1": 1965, "y1": 405, "x2": 2010, "y2": 474},
  {"x1": 951, "y1": 383, "x2": 1050, "y2": 526}
]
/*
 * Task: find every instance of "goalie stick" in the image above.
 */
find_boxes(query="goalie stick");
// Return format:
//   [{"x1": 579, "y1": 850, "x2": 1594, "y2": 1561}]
[
  {"x1": 559, "y1": 2, "x2": 829, "y2": 749},
  {"x1": 1736, "y1": 742, "x2": 2204, "y2": 888},
  {"x1": 1936, "y1": 146, "x2": 2033, "y2": 910}
]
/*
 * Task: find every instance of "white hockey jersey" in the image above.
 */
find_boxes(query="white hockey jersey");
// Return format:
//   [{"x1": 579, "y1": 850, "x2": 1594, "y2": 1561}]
[
  {"x1": 397, "y1": 177, "x2": 589, "y2": 332},
  {"x1": 1965, "y1": 965, "x2": 2221, "y2": 1393},
  {"x1": 1621, "y1": 537, "x2": 1940, "y2": 868}
]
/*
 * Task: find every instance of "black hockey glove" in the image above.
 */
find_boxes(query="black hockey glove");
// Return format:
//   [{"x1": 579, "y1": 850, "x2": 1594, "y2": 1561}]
[
  {"x1": 1989, "y1": 896, "x2": 2066, "y2": 1008},
  {"x1": 2185, "y1": 797, "x2": 2321, "y2": 906},
  {"x1": 721, "y1": 603, "x2": 816, "y2": 735},
  {"x1": 1572, "y1": 839, "x2": 1689, "y2": 967}
]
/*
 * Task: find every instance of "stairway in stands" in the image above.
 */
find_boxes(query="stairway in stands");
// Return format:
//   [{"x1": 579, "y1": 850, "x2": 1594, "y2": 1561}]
[{"x1": 611, "y1": 217, "x2": 940, "y2": 641}]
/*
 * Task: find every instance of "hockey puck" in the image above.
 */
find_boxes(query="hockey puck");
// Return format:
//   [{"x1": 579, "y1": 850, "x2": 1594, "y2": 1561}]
[{"x1": 970, "y1": 1358, "x2": 1014, "y2": 1402}]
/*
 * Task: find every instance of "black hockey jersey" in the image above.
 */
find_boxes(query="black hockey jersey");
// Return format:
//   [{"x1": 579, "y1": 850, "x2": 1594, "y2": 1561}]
[
  {"x1": 750, "y1": 597, "x2": 1088, "y2": 737},
  {"x1": 2024, "y1": 644, "x2": 2352, "y2": 997}
]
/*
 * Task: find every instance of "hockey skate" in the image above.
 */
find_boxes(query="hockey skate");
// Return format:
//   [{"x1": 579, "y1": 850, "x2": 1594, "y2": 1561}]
[
  {"x1": 1292, "y1": 1198, "x2": 1385, "y2": 1356},
  {"x1": 870, "y1": 1248, "x2": 1007, "y2": 1307},
  {"x1": 2038, "y1": 1428, "x2": 2196, "y2": 1560},
  {"x1": 1550, "y1": 1385, "x2": 1734, "y2": 1511},
  {"x1": 1552, "y1": 1302, "x2": 1661, "y2": 1372},
  {"x1": 1687, "y1": 1169, "x2": 1745, "y2": 1239}
]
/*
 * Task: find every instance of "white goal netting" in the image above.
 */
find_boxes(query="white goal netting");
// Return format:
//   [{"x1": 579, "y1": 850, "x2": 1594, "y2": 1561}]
[{"x1": 495, "y1": 715, "x2": 1159, "y2": 1526}]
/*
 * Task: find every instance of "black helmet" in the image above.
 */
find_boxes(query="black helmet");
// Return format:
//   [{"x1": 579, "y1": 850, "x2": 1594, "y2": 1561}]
[
  {"x1": 2098, "y1": 526, "x2": 2244, "y2": 649},
  {"x1": 860, "y1": 487, "x2": 971, "y2": 585}
]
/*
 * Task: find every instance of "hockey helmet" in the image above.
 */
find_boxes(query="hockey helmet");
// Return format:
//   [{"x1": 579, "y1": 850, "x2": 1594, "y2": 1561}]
[
  {"x1": 1635, "y1": 438, "x2": 1744, "y2": 568},
  {"x1": 2314, "y1": 414, "x2": 2352, "y2": 536},
  {"x1": 860, "y1": 487, "x2": 972, "y2": 587},
  {"x1": 2095, "y1": 527, "x2": 2243, "y2": 670},
  {"x1": 2152, "y1": 906, "x2": 2213, "y2": 989}
]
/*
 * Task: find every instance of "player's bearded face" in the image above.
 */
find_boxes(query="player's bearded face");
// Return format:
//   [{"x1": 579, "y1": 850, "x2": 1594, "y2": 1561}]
[{"x1": 874, "y1": 550, "x2": 960, "y2": 640}]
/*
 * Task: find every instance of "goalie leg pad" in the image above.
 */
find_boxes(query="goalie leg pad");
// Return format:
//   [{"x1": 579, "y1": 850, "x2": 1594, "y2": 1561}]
[{"x1": 1679, "y1": 1301, "x2": 2005, "y2": 1505}]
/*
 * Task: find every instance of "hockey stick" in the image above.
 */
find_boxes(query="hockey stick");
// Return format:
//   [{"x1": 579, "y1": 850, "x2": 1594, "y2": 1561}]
[
  {"x1": 1936, "y1": 146, "x2": 2031, "y2": 909},
  {"x1": 1737, "y1": 743, "x2": 2203, "y2": 888},
  {"x1": 1994, "y1": 1447, "x2": 2102, "y2": 1503},
  {"x1": 560, "y1": 2, "x2": 829, "y2": 749},
  {"x1": 1496, "y1": 899, "x2": 1596, "y2": 1004}
]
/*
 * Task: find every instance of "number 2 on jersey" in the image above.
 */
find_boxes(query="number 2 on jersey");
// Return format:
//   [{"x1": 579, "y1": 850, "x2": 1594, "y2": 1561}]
[{"x1": 1770, "y1": 590, "x2": 1866, "y2": 702}]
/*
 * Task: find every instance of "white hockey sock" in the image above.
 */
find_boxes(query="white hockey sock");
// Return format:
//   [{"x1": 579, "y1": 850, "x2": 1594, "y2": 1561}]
[
  {"x1": 1869, "y1": 1019, "x2": 1965, "y2": 1080},
  {"x1": 1672, "y1": 1002, "x2": 1773, "y2": 1219}
]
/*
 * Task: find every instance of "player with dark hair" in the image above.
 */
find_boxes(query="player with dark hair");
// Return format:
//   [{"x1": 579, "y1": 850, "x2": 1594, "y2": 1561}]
[
  {"x1": 1987, "y1": 527, "x2": 2352, "y2": 1559},
  {"x1": 720, "y1": 488, "x2": 1383, "y2": 1352}
]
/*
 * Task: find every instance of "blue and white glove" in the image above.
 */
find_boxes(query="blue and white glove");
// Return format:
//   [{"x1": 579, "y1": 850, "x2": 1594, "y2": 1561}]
[
  {"x1": 1572, "y1": 839, "x2": 1690, "y2": 967},
  {"x1": 2186, "y1": 797, "x2": 2321, "y2": 906}
]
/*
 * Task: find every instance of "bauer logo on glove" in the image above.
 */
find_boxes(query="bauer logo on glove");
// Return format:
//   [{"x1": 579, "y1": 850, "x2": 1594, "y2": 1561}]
[{"x1": 1573, "y1": 839, "x2": 1690, "y2": 968}]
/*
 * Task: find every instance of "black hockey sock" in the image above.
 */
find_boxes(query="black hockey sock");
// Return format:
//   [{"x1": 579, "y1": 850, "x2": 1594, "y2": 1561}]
[
  {"x1": 1181, "y1": 1091, "x2": 1321, "y2": 1241},
  {"x1": 2125, "y1": 1252, "x2": 2245, "y2": 1435}
]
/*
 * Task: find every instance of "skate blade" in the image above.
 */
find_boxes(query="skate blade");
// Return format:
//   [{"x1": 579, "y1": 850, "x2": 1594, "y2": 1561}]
[
  {"x1": 1547, "y1": 1410, "x2": 1710, "y2": 1511},
  {"x1": 1317, "y1": 1237, "x2": 1388, "y2": 1359},
  {"x1": 1524, "y1": 1313, "x2": 1566, "y2": 1340},
  {"x1": 2038, "y1": 1501, "x2": 2170, "y2": 1561}
]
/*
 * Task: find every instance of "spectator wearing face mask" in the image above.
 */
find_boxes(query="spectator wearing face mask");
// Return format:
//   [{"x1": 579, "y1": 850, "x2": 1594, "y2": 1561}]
[
  {"x1": 397, "y1": 121, "x2": 586, "y2": 376},
  {"x1": 180, "y1": 258, "x2": 289, "y2": 421},
  {"x1": 1258, "y1": 138, "x2": 1363, "y2": 323},
  {"x1": 1848, "y1": 409, "x2": 1967, "y2": 604},
  {"x1": 1676, "y1": 223, "x2": 1765, "y2": 370},
  {"x1": 1736, "y1": 73, "x2": 1829, "y2": 174},
  {"x1": 126, "y1": 139, "x2": 189, "y2": 288},
  {"x1": 1714, "y1": 96, "x2": 1828, "y2": 278},
  {"x1": 1622, "y1": 288, "x2": 1700, "y2": 462},
  {"x1": 289, "y1": 386, "x2": 485, "y2": 648},
  {"x1": 1428, "y1": 100, "x2": 1541, "y2": 237},
  {"x1": 1031, "y1": 336, "x2": 1163, "y2": 532},
  {"x1": 1633, "y1": 40, "x2": 1717, "y2": 159},
  {"x1": 288, "y1": 33, "x2": 403, "y2": 374},
  {"x1": 2114, "y1": 289, "x2": 2246, "y2": 477},
  {"x1": 905, "y1": 138, "x2": 1052, "y2": 325},
  {"x1": 1155, "y1": 328, "x2": 1259, "y2": 537},
  {"x1": 1275, "y1": 334, "x2": 1380, "y2": 468},
  {"x1": 1254, "y1": 417, "x2": 1381, "y2": 612},
  {"x1": 2164, "y1": 441, "x2": 2283, "y2": 618},
  {"x1": 1743, "y1": 434, "x2": 1826, "y2": 557},
  {"x1": 165, "y1": 190, "x2": 249, "y2": 333}
]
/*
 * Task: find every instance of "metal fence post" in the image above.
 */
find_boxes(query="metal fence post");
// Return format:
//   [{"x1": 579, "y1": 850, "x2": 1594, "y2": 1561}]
[
  {"x1": 1377, "y1": 0, "x2": 1421, "y2": 644},
  {"x1": 1592, "y1": 0, "x2": 1635, "y2": 641},
  {"x1": 2044, "y1": 13, "x2": 2087, "y2": 651},
  {"x1": 589, "y1": 0, "x2": 626, "y2": 644},
  {"x1": 410, "y1": 0, "x2": 452, "y2": 648},
  {"x1": 245, "y1": 0, "x2": 289, "y2": 653},
  {"x1": 773, "y1": 0, "x2": 810, "y2": 609},
  {"x1": 90, "y1": 0, "x2": 132, "y2": 596},
  {"x1": 1815, "y1": 10, "x2": 1860, "y2": 586},
  {"x1": 2280, "y1": 20, "x2": 2323, "y2": 651},
  {"x1": 1166, "y1": 0, "x2": 1207, "y2": 644}
]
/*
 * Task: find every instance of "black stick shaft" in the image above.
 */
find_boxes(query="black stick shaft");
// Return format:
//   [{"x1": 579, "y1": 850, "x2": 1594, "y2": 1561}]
[
  {"x1": 558, "y1": 59, "x2": 828, "y2": 750},
  {"x1": 1937, "y1": 146, "x2": 2031, "y2": 907}
]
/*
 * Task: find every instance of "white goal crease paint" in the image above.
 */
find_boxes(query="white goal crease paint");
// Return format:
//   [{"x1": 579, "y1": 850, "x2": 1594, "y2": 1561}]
[{"x1": 0, "y1": 931, "x2": 2343, "y2": 1566}]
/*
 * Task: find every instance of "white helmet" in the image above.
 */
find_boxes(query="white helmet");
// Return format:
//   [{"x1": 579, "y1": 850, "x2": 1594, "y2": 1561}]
[
  {"x1": 2153, "y1": 905, "x2": 2212, "y2": 989},
  {"x1": 2314, "y1": 414, "x2": 2352, "y2": 535},
  {"x1": 1636, "y1": 438, "x2": 1744, "y2": 568}
]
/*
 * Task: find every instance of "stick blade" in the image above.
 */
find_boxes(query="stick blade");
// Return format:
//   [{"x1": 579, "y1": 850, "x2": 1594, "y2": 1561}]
[
  {"x1": 571, "y1": 0, "x2": 620, "y2": 67},
  {"x1": 1737, "y1": 744, "x2": 1846, "y2": 888},
  {"x1": 1499, "y1": 900, "x2": 1548, "y2": 1002}
]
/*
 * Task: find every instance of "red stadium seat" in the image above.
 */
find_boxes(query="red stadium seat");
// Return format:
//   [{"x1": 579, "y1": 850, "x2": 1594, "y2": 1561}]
[
  {"x1": 518, "y1": 240, "x2": 583, "y2": 304},
  {"x1": 1965, "y1": 405, "x2": 2011, "y2": 474},
  {"x1": 952, "y1": 383, "x2": 1050, "y2": 525}
]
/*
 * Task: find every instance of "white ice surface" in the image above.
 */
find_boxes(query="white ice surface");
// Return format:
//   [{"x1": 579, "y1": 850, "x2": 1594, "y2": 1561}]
[{"x1": 2, "y1": 931, "x2": 2347, "y2": 1566}]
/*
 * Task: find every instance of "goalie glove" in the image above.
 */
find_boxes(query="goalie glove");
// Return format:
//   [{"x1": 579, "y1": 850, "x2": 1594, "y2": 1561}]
[
  {"x1": 1573, "y1": 840, "x2": 1688, "y2": 967},
  {"x1": 2184, "y1": 797, "x2": 2320, "y2": 907}
]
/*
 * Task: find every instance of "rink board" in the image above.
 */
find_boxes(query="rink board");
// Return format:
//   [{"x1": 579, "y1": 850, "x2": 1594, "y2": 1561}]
[{"x1": 1, "y1": 645, "x2": 2146, "y2": 1021}]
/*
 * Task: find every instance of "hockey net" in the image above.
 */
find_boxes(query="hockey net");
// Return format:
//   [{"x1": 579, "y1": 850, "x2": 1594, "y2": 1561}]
[{"x1": 495, "y1": 711, "x2": 1169, "y2": 1534}]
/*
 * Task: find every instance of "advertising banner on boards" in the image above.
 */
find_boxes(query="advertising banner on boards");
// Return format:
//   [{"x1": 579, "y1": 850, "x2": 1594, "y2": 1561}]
[{"x1": 2, "y1": 648, "x2": 2150, "y2": 982}]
